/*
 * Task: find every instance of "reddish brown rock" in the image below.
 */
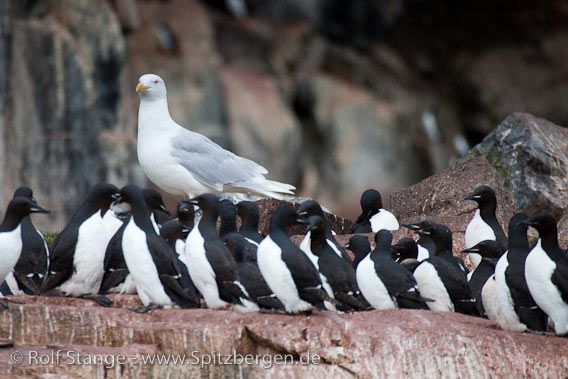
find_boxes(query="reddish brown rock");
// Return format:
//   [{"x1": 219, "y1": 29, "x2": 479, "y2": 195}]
[{"x1": 0, "y1": 295, "x2": 567, "y2": 377}]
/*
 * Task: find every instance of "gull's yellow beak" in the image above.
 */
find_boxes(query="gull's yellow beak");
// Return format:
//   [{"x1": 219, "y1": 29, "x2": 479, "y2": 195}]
[{"x1": 136, "y1": 83, "x2": 148, "y2": 93}]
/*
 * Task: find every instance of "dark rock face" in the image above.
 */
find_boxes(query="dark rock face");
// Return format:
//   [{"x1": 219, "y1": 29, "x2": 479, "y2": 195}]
[
  {"x1": 1, "y1": 295, "x2": 568, "y2": 377},
  {"x1": 3, "y1": 0, "x2": 135, "y2": 229},
  {"x1": 463, "y1": 113, "x2": 568, "y2": 219}
]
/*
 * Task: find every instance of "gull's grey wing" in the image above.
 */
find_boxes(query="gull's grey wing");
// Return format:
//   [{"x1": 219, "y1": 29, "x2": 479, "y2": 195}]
[{"x1": 171, "y1": 129, "x2": 267, "y2": 191}]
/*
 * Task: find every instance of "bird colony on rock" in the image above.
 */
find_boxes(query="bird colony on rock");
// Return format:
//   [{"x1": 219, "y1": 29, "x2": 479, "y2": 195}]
[
  {"x1": 0, "y1": 184, "x2": 566, "y2": 336},
  {"x1": 0, "y1": 73, "x2": 565, "y2": 338}
]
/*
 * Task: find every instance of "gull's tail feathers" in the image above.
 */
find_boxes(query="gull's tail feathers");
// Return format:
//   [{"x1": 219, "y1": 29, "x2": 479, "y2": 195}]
[{"x1": 230, "y1": 176, "x2": 296, "y2": 201}]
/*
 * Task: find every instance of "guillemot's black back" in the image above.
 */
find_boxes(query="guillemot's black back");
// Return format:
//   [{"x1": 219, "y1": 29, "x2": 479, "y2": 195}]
[
  {"x1": 99, "y1": 189, "x2": 172, "y2": 294},
  {"x1": 186, "y1": 194, "x2": 252, "y2": 309},
  {"x1": 258, "y1": 206, "x2": 330, "y2": 312},
  {"x1": 370, "y1": 231, "x2": 428, "y2": 309},
  {"x1": 120, "y1": 185, "x2": 199, "y2": 308},
  {"x1": 503, "y1": 213, "x2": 547, "y2": 331},
  {"x1": 224, "y1": 233, "x2": 284, "y2": 311},
  {"x1": 306, "y1": 216, "x2": 368, "y2": 311},
  {"x1": 41, "y1": 183, "x2": 119, "y2": 293},
  {"x1": 407, "y1": 221, "x2": 478, "y2": 315}
]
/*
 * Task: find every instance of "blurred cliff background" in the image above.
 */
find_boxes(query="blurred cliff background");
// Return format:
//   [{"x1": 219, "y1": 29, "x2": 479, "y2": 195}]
[{"x1": 1, "y1": 0, "x2": 568, "y2": 229}]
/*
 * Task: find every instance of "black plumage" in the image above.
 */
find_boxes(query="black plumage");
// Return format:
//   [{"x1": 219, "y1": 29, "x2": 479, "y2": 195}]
[
  {"x1": 463, "y1": 240, "x2": 502, "y2": 317},
  {"x1": 369, "y1": 231, "x2": 429, "y2": 309},
  {"x1": 306, "y1": 216, "x2": 368, "y2": 311},
  {"x1": 119, "y1": 185, "x2": 199, "y2": 308},
  {"x1": 298, "y1": 200, "x2": 351, "y2": 262},
  {"x1": 265, "y1": 206, "x2": 331, "y2": 311},
  {"x1": 219, "y1": 199, "x2": 238, "y2": 239},
  {"x1": 10, "y1": 186, "x2": 50, "y2": 294},
  {"x1": 142, "y1": 188, "x2": 171, "y2": 226},
  {"x1": 176, "y1": 200, "x2": 195, "y2": 229},
  {"x1": 224, "y1": 233, "x2": 284, "y2": 311},
  {"x1": 504, "y1": 213, "x2": 547, "y2": 331},
  {"x1": 187, "y1": 194, "x2": 252, "y2": 308},
  {"x1": 392, "y1": 237, "x2": 421, "y2": 273},
  {"x1": 99, "y1": 188, "x2": 172, "y2": 294},
  {"x1": 345, "y1": 235, "x2": 371, "y2": 270},
  {"x1": 41, "y1": 183, "x2": 120, "y2": 293},
  {"x1": 465, "y1": 186, "x2": 507, "y2": 251},
  {"x1": 406, "y1": 221, "x2": 478, "y2": 316},
  {"x1": 236, "y1": 200, "x2": 263, "y2": 244}
]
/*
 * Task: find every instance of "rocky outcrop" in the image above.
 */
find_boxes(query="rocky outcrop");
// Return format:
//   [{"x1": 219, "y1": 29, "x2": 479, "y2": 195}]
[
  {"x1": 463, "y1": 113, "x2": 568, "y2": 220},
  {"x1": 2, "y1": 0, "x2": 136, "y2": 229},
  {"x1": 1, "y1": 295, "x2": 567, "y2": 377},
  {"x1": 389, "y1": 113, "x2": 568, "y2": 257}
]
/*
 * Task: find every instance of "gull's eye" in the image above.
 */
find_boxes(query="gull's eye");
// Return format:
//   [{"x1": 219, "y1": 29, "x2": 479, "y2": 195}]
[{"x1": 154, "y1": 80, "x2": 159, "y2": 84}]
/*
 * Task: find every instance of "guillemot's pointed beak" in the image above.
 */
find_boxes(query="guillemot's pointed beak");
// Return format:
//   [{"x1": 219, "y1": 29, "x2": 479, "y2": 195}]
[
  {"x1": 464, "y1": 194, "x2": 481, "y2": 201},
  {"x1": 30, "y1": 205, "x2": 51, "y2": 214},
  {"x1": 402, "y1": 223, "x2": 420, "y2": 231},
  {"x1": 187, "y1": 198, "x2": 200, "y2": 206},
  {"x1": 462, "y1": 247, "x2": 479, "y2": 254},
  {"x1": 136, "y1": 83, "x2": 148, "y2": 93}
]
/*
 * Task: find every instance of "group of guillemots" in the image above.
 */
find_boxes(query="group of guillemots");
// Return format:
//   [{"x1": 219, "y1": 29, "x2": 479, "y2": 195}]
[
  {"x1": 0, "y1": 73, "x2": 565, "y2": 338},
  {"x1": 0, "y1": 184, "x2": 566, "y2": 337}
]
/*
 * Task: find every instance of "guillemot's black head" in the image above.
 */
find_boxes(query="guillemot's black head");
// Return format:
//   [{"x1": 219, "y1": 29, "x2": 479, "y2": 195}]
[
  {"x1": 236, "y1": 201, "x2": 260, "y2": 226},
  {"x1": 159, "y1": 220, "x2": 189, "y2": 246},
  {"x1": 176, "y1": 200, "x2": 195, "y2": 228},
  {"x1": 360, "y1": 189, "x2": 383, "y2": 217},
  {"x1": 522, "y1": 212, "x2": 558, "y2": 238},
  {"x1": 508, "y1": 212, "x2": 529, "y2": 249},
  {"x1": 119, "y1": 185, "x2": 146, "y2": 210},
  {"x1": 187, "y1": 194, "x2": 220, "y2": 228},
  {"x1": 219, "y1": 200, "x2": 237, "y2": 222},
  {"x1": 219, "y1": 199, "x2": 238, "y2": 237},
  {"x1": 462, "y1": 240, "x2": 502, "y2": 260},
  {"x1": 86, "y1": 183, "x2": 121, "y2": 214},
  {"x1": 345, "y1": 235, "x2": 371, "y2": 257},
  {"x1": 402, "y1": 221, "x2": 429, "y2": 235},
  {"x1": 404, "y1": 220, "x2": 452, "y2": 253},
  {"x1": 392, "y1": 237, "x2": 418, "y2": 261},
  {"x1": 13, "y1": 186, "x2": 36, "y2": 204},
  {"x1": 1, "y1": 197, "x2": 50, "y2": 230},
  {"x1": 268, "y1": 205, "x2": 307, "y2": 233},
  {"x1": 298, "y1": 200, "x2": 325, "y2": 218},
  {"x1": 306, "y1": 215, "x2": 324, "y2": 234},
  {"x1": 142, "y1": 188, "x2": 170, "y2": 216},
  {"x1": 374, "y1": 229, "x2": 393, "y2": 252},
  {"x1": 187, "y1": 194, "x2": 219, "y2": 213},
  {"x1": 465, "y1": 186, "x2": 497, "y2": 208}
]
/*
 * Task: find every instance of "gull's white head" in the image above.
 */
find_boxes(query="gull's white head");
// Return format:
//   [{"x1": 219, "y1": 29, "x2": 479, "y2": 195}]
[{"x1": 136, "y1": 74, "x2": 167, "y2": 100}]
